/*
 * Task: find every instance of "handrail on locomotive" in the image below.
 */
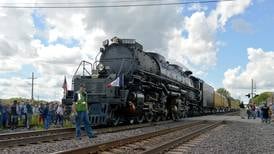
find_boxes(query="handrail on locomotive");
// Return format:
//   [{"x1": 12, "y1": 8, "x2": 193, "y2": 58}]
[
  {"x1": 74, "y1": 58, "x2": 133, "y2": 80},
  {"x1": 73, "y1": 60, "x2": 93, "y2": 77}
]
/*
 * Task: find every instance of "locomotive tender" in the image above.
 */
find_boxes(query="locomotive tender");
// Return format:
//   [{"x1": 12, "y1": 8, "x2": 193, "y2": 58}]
[{"x1": 62, "y1": 37, "x2": 238, "y2": 126}]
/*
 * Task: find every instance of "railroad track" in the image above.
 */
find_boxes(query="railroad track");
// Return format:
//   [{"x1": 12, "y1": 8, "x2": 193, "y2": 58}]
[
  {"x1": 0, "y1": 120, "x2": 177, "y2": 148},
  {"x1": 54, "y1": 120, "x2": 222, "y2": 154},
  {"x1": 224, "y1": 111, "x2": 239, "y2": 116},
  {"x1": 143, "y1": 121, "x2": 223, "y2": 154},
  {"x1": 0, "y1": 113, "x2": 229, "y2": 149}
]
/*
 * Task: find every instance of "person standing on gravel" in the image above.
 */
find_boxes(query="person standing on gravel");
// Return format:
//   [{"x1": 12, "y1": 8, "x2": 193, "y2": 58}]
[
  {"x1": 239, "y1": 102, "x2": 245, "y2": 119},
  {"x1": 251, "y1": 104, "x2": 256, "y2": 119},
  {"x1": 26, "y1": 102, "x2": 33, "y2": 129},
  {"x1": 48, "y1": 103, "x2": 55, "y2": 126},
  {"x1": 2, "y1": 105, "x2": 8, "y2": 129},
  {"x1": 56, "y1": 104, "x2": 64, "y2": 127},
  {"x1": 261, "y1": 103, "x2": 269, "y2": 123},
  {"x1": 72, "y1": 84, "x2": 95, "y2": 141},
  {"x1": 267, "y1": 106, "x2": 272, "y2": 124},
  {"x1": 43, "y1": 103, "x2": 50, "y2": 130},
  {"x1": 0, "y1": 102, "x2": 3, "y2": 129},
  {"x1": 38, "y1": 104, "x2": 44, "y2": 126},
  {"x1": 21, "y1": 102, "x2": 27, "y2": 128},
  {"x1": 10, "y1": 100, "x2": 19, "y2": 130},
  {"x1": 246, "y1": 105, "x2": 251, "y2": 119}
]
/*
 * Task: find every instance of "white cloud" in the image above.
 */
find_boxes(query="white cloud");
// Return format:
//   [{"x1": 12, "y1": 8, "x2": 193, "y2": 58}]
[
  {"x1": 0, "y1": 77, "x2": 30, "y2": 99},
  {"x1": 34, "y1": 42, "x2": 81, "y2": 65},
  {"x1": 214, "y1": 0, "x2": 252, "y2": 28},
  {"x1": 0, "y1": 59, "x2": 21, "y2": 72},
  {"x1": 0, "y1": 0, "x2": 252, "y2": 100},
  {"x1": 167, "y1": 11, "x2": 217, "y2": 72},
  {"x1": 0, "y1": 7, "x2": 106, "y2": 100},
  {"x1": 0, "y1": 7, "x2": 36, "y2": 72},
  {"x1": 223, "y1": 48, "x2": 274, "y2": 101},
  {"x1": 167, "y1": 0, "x2": 251, "y2": 75},
  {"x1": 0, "y1": 75, "x2": 67, "y2": 101},
  {"x1": 46, "y1": 12, "x2": 87, "y2": 42},
  {"x1": 84, "y1": 5, "x2": 183, "y2": 54}
]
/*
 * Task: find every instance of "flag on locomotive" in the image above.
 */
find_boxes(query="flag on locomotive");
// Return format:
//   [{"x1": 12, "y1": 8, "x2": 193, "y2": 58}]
[{"x1": 107, "y1": 74, "x2": 124, "y2": 87}]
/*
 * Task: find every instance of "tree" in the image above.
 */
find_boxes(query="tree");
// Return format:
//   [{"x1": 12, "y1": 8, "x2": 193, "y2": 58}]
[
  {"x1": 252, "y1": 92, "x2": 272, "y2": 105},
  {"x1": 216, "y1": 88, "x2": 231, "y2": 98}
]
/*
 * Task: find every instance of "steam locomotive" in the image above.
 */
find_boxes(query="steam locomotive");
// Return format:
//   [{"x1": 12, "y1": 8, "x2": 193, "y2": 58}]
[{"x1": 62, "y1": 37, "x2": 238, "y2": 126}]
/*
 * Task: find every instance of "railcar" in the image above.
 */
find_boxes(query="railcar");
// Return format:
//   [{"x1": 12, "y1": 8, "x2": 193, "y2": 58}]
[
  {"x1": 229, "y1": 99, "x2": 240, "y2": 111},
  {"x1": 213, "y1": 92, "x2": 230, "y2": 112}
]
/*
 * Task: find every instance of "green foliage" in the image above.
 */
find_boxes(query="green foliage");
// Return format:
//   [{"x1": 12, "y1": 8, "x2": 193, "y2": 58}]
[
  {"x1": 63, "y1": 120, "x2": 74, "y2": 128},
  {"x1": 216, "y1": 88, "x2": 231, "y2": 98},
  {"x1": 0, "y1": 97, "x2": 49, "y2": 105},
  {"x1": 0, "y1": 97, "x2": 27, "y2": 105},
  {"x1": 252, "y1": 92, "x2": 273, "y2": 105}
]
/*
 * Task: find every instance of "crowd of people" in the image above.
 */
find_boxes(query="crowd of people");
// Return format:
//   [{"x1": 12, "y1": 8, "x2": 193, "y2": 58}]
[
  {"x1": 0, "y1": 100, "x2": 65, "y2": 130},
  {"x1": 1, "y1": 84, "x2": 95, "y2": 142},
  {"x1": 240, "y1": 102, "x2": 273, "y2": 123}
]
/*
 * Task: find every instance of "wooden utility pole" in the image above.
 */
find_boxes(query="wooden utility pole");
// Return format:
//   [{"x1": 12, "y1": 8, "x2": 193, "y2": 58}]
[
  {"x1": 29, "y1": 72, "x2": 37, "y2": 103},
  {"x1": 246, "y1": 79, "x2": 257, "y2": 104},
  {"x1": 249, "y1": 79, "x2": 256, "y2": 104},
  {"x1": 251, "y1": 79, "x2": 254, "y2": 100}
]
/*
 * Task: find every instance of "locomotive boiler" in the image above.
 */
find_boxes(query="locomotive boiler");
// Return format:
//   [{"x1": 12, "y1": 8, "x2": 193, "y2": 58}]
[{"x1": 62, "y1": 37, "x2": 232, "y2": 126}]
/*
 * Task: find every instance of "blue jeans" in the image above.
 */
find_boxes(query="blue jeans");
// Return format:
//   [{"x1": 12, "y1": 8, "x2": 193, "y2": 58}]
[
  {"x1": 49, "y1": 111, "x2": 55, "y2": 125},
  {"x1": 26, "y1": 113, "x2": 32, "y2": 129},
  {"x1": 56, "y1": 114, "x2": 63, "y2": 127},
  {"x1": 75, "y1": 111, "x2": 93, "y2": 139},
  {"x1": 44, "y1": 116, "x2": 49, "y2": 129},
  {"x1": 11, "y1": 115, "x2": 18, "y2": 130},
  {"x1": 0, "y1": 114, "x2": 2, "y2": 128}
]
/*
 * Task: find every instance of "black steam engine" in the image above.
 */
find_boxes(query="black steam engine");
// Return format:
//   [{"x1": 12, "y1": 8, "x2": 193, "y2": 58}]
[{"x1": 62, "y1": 37, "x2": 214, "y2": 126}]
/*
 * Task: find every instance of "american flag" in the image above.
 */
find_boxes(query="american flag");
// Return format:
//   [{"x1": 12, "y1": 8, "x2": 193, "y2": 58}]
[{"x1": 62, "y1": 76, "x2": 68, "y2": 95}]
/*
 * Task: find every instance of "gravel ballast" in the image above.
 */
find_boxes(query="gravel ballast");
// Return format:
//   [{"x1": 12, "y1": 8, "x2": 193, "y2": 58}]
[
  {"x1": 0, "y1": 120, "x2": 198, "y2": 154},
  {"x1": 189, "y1": 121, "x2": 274, "y2": 154},
  {"x1": 2, "y1": 115, "x2": 274, "y2": 154}
]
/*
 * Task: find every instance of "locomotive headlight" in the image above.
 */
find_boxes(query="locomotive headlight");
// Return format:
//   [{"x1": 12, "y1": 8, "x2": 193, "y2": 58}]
[{"x1": 97, "y1": 63, "x2": 104, "y2": 71}]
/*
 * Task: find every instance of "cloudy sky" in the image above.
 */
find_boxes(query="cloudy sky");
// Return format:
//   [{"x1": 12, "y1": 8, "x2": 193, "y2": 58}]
[{"x1": 0, "y1": 0, "x2": 273, "y2": 102}]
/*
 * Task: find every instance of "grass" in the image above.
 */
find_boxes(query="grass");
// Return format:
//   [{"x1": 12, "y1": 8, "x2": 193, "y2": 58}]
[
  {"x1": 1, "y1": 114, "x2": 74, "y2": 130},
  {"x1": 63, "y1": 120, "x2": 74, "y2": 128}
]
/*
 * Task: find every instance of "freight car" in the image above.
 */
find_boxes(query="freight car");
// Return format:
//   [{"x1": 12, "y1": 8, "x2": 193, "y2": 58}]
[
  {"x1": 201, "y1": 85, "x2": 235, "y2": 113},
  {"x1": 214, "y1": 92, "x2": 229, "y2": 112},
  {"x1": 62, "y1": 37, "x2": 235, "y2": 126},
  {"x1": 229, "y1": 99, "x2": 240, "y2": 111}
]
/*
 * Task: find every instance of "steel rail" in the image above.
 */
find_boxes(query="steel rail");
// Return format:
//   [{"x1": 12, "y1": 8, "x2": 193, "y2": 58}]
[
  {"x1": 0, "y1": 132, "x2": 73, "y2": 148},
  {"x1": 223, "y1": 111, "x2": 239, "y2": 116},
  {"x1": 0, "y1": 127, "x2": 75, "y2": 140},
  {"x1": 54, "y1": 120, "x2": 206, "y2": 154},
  {"x1": 0, "y1": 120, "x2": 176, "y2": 148},
  {"x1": 142, "y1": 121, "x2": 224, "y2": 154}
]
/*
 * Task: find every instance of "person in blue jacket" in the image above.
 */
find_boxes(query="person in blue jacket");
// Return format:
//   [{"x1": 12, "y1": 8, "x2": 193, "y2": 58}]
[
  {"x1": 0, "y1": 102, "x2": 3, "y2": 129},
  {"x1": 2, "y1": 105, "x2": 8, "y2": 129},
  {"x1": 43, "y1": 103, "x2": 50, "y2": 130}
]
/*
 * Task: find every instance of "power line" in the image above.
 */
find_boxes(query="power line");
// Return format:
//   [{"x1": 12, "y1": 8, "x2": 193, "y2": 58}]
[
  {"x1": 0, "y1": 0, "x2": 234, "y2": 9},
  {"x1": 0, "y1": 0, "x2": 177, "y2": 5}
]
